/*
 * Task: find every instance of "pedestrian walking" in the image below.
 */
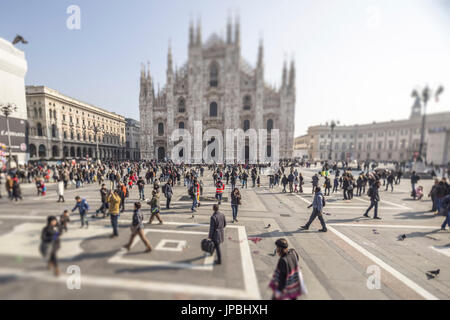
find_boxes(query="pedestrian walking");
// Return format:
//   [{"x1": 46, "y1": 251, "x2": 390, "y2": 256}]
[
  {"x1": 231, "y1": 188, "x2": 241, "y2": 223},
  {"x1": 208, "y1": 204, "x2": 226, "y2": 265},
  {"x1": 123, "y1": 202, "x2": 152, "y2": 252},
  {"x1": 107, "y1": 190, "x2": 121, "y2": 238},
  {"x1": 57, "y1": 179, "x2": 65, "y2": 202},
  {"x1": 39, "y1": 216, "x2": 61, "y2": 276},
  {"x1": 71, "y1": 196, "x2": 90, "y2": 228},
  {"x1": 269, "y1": 238, "x2": 306, "y2": 300},
  {"x1": 163, "y1": 179, "x2": 173, "y2": 209},
  {"x1": 364, "y1": 181, "x2": 381, "y2": 219},
  {"x1": 148, "y1": 190, "x2": 163, "y2": 224},
  {"x1": 300, "y1": 187, "x2": 327, "y2": 232}
]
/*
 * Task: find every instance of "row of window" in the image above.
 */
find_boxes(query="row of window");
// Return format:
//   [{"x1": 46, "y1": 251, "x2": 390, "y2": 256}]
[
  {"x1": 176, "y1": 95, "x2": 254, "y2": 114},
  {"x1": 155, "y1": 118, "x2": 275, "y2": 136}
]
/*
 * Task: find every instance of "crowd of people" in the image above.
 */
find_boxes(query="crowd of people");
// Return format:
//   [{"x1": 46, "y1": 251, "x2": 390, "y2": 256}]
[{"x1": 1, "y1": 158, "x2": 449, "y2": 299}]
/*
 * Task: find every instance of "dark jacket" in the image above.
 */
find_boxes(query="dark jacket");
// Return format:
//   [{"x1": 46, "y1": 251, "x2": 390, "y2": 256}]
[{"x1": 209, "y1": 211, "x2": 227, "y2": 243}]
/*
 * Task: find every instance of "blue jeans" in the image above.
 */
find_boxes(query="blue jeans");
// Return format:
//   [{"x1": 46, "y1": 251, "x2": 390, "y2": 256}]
[
  {"x1": 231, "y1": 204, "x2": 238, "y2": 220},
  {"x1": 411, "y1": 183, "x2": 416, "y2": 198},
  {"x1": 139, "y1": 189, "x2": 145, "y2": 200},
  {"x1": 365, "y1": 200, "x2": 379, "y2": 218},
  {"x1": 110, "y1": 214, "x2": 119, "y2": 236},
  {"x1": 191, "y1": 197, "x2": 197, "y2": 211},
  {"x1": 441, "y1": 210, "x2": 450, "y2": 229},
  {"x1": 436, "y1": 198, "x2": 442, "y2": 212},
  {"x1": 80, "y1": 211, "x2": 88, "y2": 226},
  {"x1": 216, "y1": 193, "x2": 222, "y2": 203}
]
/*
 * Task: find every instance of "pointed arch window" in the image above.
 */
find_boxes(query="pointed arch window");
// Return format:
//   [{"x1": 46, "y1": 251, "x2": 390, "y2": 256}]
[
  {"x1": 243, "y1": 95, "x2": 252, "y2": 110},
  {"x1": 209, "y1": 102, "x2": 218, "y2": 117},
  {"x1": 158, "y1": 123, "x2": 164, "y2": 136},
  {"x1": 178, "y1": 98, "x2": 186, "y2": 113},
  {"x1": 267, "y1": 119, "x2": 274, "y2": 132},
  {"x1": 243, "y1": 120, "x2": 250, "y2": 131},
  {"x1": 209, "y1": 62, "x2": 219, "y2": 87}
]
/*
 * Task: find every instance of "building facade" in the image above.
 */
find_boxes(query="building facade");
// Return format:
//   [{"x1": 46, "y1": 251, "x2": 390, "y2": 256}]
[
  {"x1": 304, "y1": 98, "x2": 450, "y2": 165},
  {"x1": 0, "y1": 37, "x2": 28, "y2": 166},
  {"x1": 293, "y1": 134, "x2": 310, "y2": 160},
  {"x1": 125, "y1": 118, "x2": 140, "y2": 161},
  {"x1": 139, "y1": 17, "x2": 296, "y2": 162},
  {"x1": 25, "y1": 86, "x2": 126, "y2": 161}
]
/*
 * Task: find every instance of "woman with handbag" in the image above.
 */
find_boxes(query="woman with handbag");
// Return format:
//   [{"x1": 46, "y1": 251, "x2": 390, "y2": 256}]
[
  {"x1": 231, "y1": 188, "x2": 241, "y2": 223},
  {"x1": 148, "y1": 190, "x2": 163, "y2": 224},
  {"x1": 123, "y1": 202, "x2": 152, "y2": 252}
]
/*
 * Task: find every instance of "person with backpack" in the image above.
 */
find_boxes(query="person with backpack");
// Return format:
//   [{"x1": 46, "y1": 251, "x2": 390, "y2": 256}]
[
  {"x1": 72, "y1": 196, "x2": 90, "y2": 228},
  {"x1": 190, "y1": 179, "x2": 200, "y2": 217},
  {"x1": 364, "y1": 180, "x2": 381, "y2": 219},
  {"x1": 300, "y1": 187, "x2": 327, "y2": 232}
]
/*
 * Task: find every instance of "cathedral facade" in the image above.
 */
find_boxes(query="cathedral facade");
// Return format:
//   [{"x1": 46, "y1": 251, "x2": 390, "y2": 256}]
[{"x1": 139, "y1": 18, "x2": 296, "y2": 162}]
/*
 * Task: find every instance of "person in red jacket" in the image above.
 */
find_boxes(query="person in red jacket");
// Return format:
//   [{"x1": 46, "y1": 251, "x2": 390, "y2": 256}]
[{"x1": 215, "y1": 179, "x2": 225, "y2": 205}]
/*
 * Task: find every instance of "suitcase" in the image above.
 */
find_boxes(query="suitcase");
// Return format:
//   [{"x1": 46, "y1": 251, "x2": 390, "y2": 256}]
[{"x1": 201, "y1": 238, "x2": 215, "y2": 254}]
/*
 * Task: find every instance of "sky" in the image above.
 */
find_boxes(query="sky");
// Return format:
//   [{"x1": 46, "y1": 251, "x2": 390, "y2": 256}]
[{"x1": 1, "y1": 0, "x2": 450, "y2": 136}]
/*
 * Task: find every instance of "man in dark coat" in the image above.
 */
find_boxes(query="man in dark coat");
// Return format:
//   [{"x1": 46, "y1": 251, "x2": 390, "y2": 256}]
[{"x1": 208, "y1": 204, "x2": 227, "y2": 265}]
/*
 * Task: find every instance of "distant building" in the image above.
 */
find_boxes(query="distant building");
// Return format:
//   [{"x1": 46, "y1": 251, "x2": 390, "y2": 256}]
[
  {"x1": 0, "y1": 37, "x2": 28, "y2": 166},
  {"x1": 300, "y1": 98, "x2": 450, "y2": 165},
  {"x1": 25, "y1": 86, "x2": 126, "y2": 161},
  {"x1": 293, "y1": 134, "x2": 309, "y2": 160},
  {"x1": 139, "y1": 16, "x2": 296, "y2": 162},
  {"x1": 125, "y1": 118, "x2": 140, "y2": 160}
]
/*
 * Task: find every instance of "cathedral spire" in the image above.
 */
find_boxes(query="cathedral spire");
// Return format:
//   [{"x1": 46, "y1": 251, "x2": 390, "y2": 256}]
[
  {"x1": 167, "y1": 40, "x2": 173, "y2": 73},
  {"x1": 234, "y1": 14, "x2": 240, "y2": 46},
  {"x1": 189, "y1": 19, "x2": 194, "y2": 47},
  {"x1": 257, "y1": 38, "x2": 264, "y2": 68},
  {"x1": 282, "y1": 58, "x2": 287, "y2": 88},
  {"x1": 196, "y1": 18, "x2": 202, "y2": 45},
  {"x1": 288, "y1": 57, "x2": 295, "y2": 90},
  {"x1": 226, "y1": 15, "x2": 232, "y2": 44}
]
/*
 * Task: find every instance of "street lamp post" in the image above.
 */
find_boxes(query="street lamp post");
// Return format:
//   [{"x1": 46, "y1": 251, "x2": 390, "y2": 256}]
[
  {"x1": 412, "y1": 85, "x2": 444, "y2": 162},
  {"x1": 93, "y1": 125, "x2": 101, "y2": 161},
  {"x1": 0, "y1": 103, "x2": 18, "y2": 169},
  {"x1": 327, "y1": 120, "x2": 338, "y2": 161}
]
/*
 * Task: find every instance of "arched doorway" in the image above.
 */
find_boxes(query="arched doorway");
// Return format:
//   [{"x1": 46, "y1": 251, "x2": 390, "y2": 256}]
[
  {"x1": 52, "y1": 145, "x2": 59, "y2": 158},
  {"x1": 29, "y1": 144, "x2": 37, "y2": 158},
  {"x1": 157, "y1": 147, "x2": 165, "y2": 161},
  {"x1": 38, "y1": 144, "x2": 46, "y2": 158}
]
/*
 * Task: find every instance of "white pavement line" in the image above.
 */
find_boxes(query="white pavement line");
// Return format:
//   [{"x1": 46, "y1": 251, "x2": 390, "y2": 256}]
[
  {"x1": 0, "y1": 215, "x2": 46, "y2": 220},
  {"x1": 325, "y1": 206, "x2": 401, "y2": 210},
  {"x1": 430, "y1": 246, "x2": 450, "y2": 258},
  {"x1": 295, "y1": 194, "x2": 312, "y2": 205},
  {"x1": 328, "y1": 223, "x2": 438, "y2": 229},
  {"x1": 238, "y1": 225, "x2": 261, "y2": 300},
  {"x1": 380, "y1": 199, "x2": 412, "y2": 211},
  {"x1": 327, "y1": 225, "x2": 439, "y2": 300},
  {"x1": 148, "y1": 228, "x2": 208, "y2": 235},
  {"x1": 0, "y1": 267, "x2": 252, "y2": 299}
]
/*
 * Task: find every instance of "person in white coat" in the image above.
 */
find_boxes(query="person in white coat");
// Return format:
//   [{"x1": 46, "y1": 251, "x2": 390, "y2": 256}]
[{"x1": 57, "y1": 179, "x2": 65, "y2": 202}]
